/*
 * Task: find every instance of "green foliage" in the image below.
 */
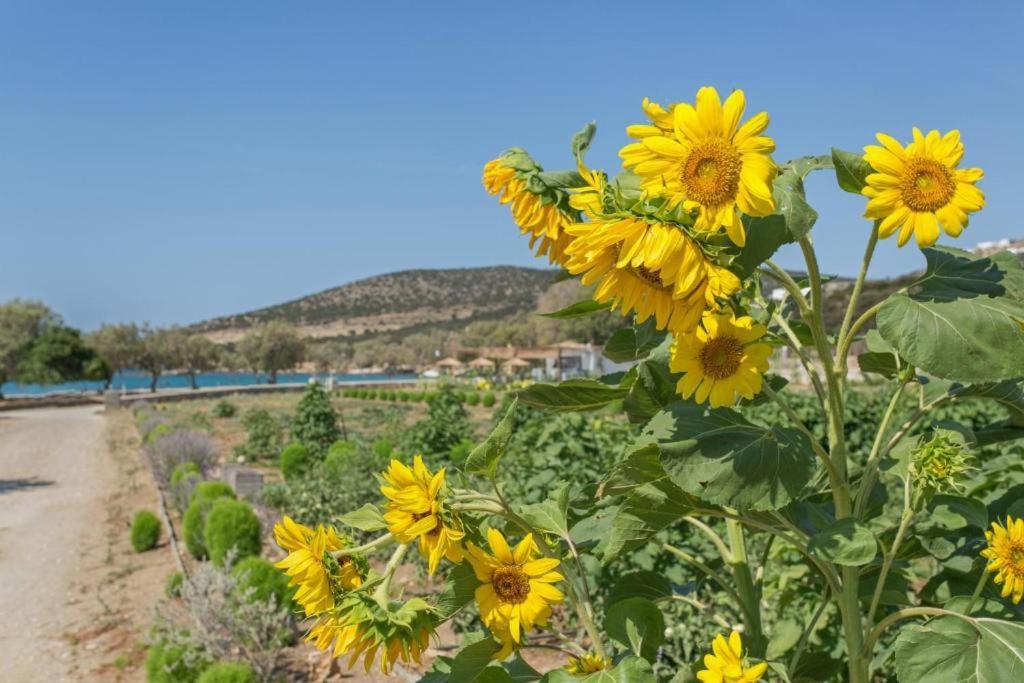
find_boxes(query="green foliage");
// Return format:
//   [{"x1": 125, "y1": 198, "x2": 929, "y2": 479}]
[
  {"x1": 203, "y1": 499, "x2": 261, "y2": 566},
  {"x1": 146, "y1": 422, "x2": 176, "y2": 445},
  {"x1": 895, "y1": 616, "x2": 1024, "y2": 682},
  {"x1": 237, "y1": 408, "x2": 282, "y2": 460},
  {"x1": 183, "y1": 483, "x2": 235, "y2": 559},
  {"x1": 165, "y1": 571, "x2": 184, "y2": 598},
  {"x1": 212, "y1": 400, "x2": 237, "y2": 418},
  {"x1": 196, "y1": 663, "x2": 257, "y2": 683},
  {"x1": 279, "y1": 442, "x2": 312, "y2": 481},
  {"x1": 232, "y1": 556, "x2": 295, "y2": 609},
  {"x1": 466, "y1": 391, "x2": 480, "y2": 406},
  {"x1": 131, "y1": 510, "x2": 161, "y2": 552},
  {"x1": 145, "y1": 639, "x2": 209, "y2": 683},
  {"x1": 170, "y1": 461, "x2": 201, "y2": 489},
  {"x1": 290, "y1": 382, "x2": 340, "y2": 456},
  {"x1": 402, "y1": 386, "x2": 474, "y2": 457},
  {"x1": 482, "y1": 391, "x2": 496, "y2": 407},
  {"x1": 16, "y1": 323, "x2": 98, "y2": 385},
  {"x1": 191, "y1": 481, "x2": 235, "y2": 504}
]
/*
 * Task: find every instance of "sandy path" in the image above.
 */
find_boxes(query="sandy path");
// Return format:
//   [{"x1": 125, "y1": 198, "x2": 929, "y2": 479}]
[{"x1": 0, "y1": 406, "x2": 171, "y2": 682}]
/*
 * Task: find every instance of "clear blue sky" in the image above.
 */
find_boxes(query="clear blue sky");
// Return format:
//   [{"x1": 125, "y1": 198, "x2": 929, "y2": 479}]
[{"x1": 1, "y1": 1, "x2": 1021, "y2": 330}]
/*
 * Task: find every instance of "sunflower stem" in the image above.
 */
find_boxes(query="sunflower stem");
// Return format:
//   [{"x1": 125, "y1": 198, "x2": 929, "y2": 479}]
[
  {"x1": 964, "y1": 571, "x2": 990, "y2": 615},
  {"x1": 725, "y1": 517, "x2": 765, "y2": 657},
  {"x1": 372, "y1": 543, "x2": 408, "y2": 603},
  {"x1": 836, "y1": 222, "x2": 879, "y2": 378},
  {"x1": 331, "y1": 532, "x2": 394, "y2": 558}
]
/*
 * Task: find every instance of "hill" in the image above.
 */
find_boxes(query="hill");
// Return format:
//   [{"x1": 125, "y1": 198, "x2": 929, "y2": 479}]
[{"x1": 192, "y1": 266, "x2": 558, "y2": 343}]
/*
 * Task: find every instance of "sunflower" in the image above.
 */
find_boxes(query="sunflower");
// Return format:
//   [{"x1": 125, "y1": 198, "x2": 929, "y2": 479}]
[
  {"x1": 466, "y1": 528, "x2": 564, "y2": 646},
  {"x1": 564, "y1": 219, "x2": 739, "y2": 333},
  {"x1": 306, "y1": 595, "x2": 434, "y2": 674},
  {"x1": 670, "y1": 312, "x2": 772, "y2": 408},
  {"x1": 565, "y1": 652, "x2": 612, "y2": 676},
  {"x1": 380, "y1": 455, "x2": 464, "y2": 574},
  {"x1": 862, "y1": 128, "x2": 985, "y2": 248},
  {"x1": 619, "y1": 87, "x2": 777, "y2": 247},
  {"x1": 483, "y1": 155, "x2": 575, "y2": 265},
  {"x1": 981, "y1": 515, "x2": 1024, "y2": 604},
  {"x1": 274, "y1": 516, "x2": 362, "y2": 616},
  {"x1": 697, "y1": 631, "x2": 768, "y2": 683}
]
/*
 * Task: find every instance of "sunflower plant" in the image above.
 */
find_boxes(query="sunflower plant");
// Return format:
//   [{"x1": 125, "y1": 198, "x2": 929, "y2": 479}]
[{"x1": 273, "y1": 86, "x2": 1024, "y2": 682}]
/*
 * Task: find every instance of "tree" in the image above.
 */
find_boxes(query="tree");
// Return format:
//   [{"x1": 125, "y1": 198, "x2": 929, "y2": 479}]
[
  {"x1": 0, "y1": 299, "x2": 59, "y2": 398},
  {"x1": 257, "y1": 321, "x2": 305, "y2": 384},
  {"x1": 307, "y1": 340, "x2": 351, "y2": 376},
  {"x1": 86, "y1": 323, "x2": 142, "y2": 389},
  {"x1": 182, "y1": 334, "x2": 221, "y2": 389},
  {"x1": 16, "y1": 324, "x2": 98, "y2": 385},
  {"x1": 138, "y1": 326, "x2": 185, "y2": 392},
  {"x1": 236, "y1": 331, "x2": 264, "y2": 379}
]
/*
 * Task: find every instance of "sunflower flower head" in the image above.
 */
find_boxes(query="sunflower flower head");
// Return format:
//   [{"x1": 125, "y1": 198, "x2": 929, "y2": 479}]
[
  {"x1": 981, "y1": 516, "x2": 1024, "y2": 604},
  {"x1": 862, "y1": 128, "x2": 984, "y2": 248},
  {"x1": 697, "y1": 630, "x2": 768, "y2": 683},
  {"x1": 466, "y1": 528, "x2": 564, "y2": 649},
  {"x1": 911, "y1": 431, "x2": 974, "y2": 494},
  {"x1": 306, "y1": 593, "x2": 435, "y2": 674},
  {"x1": 670, "y1": 312, "x2": 772, "y2": 408},
  {"x1": 273, "y1": 516, "x2": 363, "y2": 617},
  {"x1": 380, "y1": 455, "x2": 464, "y2": 574},
  {"x1": 482, "y1": 151, "x2": 576, "y2": 265},
  {"x1": 564, "y1": 652, "x2": 612, "y2": 676},
  {"x1": 619, "y1": 87, "x2": 777, "y2": 247}
]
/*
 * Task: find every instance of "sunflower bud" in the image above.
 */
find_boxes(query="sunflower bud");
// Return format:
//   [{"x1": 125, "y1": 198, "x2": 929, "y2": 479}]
[{"x1": 910, "y1": 431, "x2": 974, "y2": 494}]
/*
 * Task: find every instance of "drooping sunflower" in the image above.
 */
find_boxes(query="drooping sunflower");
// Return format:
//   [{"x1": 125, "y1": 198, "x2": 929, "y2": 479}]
[
  {"x1": 670, "y1": 312, "x2": 772, "y2": 408},
  {"x1": 981, "y1": 515, "x2": 1024, "y2": 604},
  {"x1": 306, "y1": 594, "x2": 434, "y2": 674},
  {"x1": 564, "y1": 652, "x2": 612, "y2": 676},
  {"x1": 273, "y1": 516, "x2": 362, "y2": 616},
  {"x1": 466, "y1": 528, "x2": 564, "y2": 647},
  {"x1": 862, "y1": 128, "x2": 985, "y2": 248},
  {"x1": 619, "y1": 87, "x2": 777, "y2": 246},
  {"x1": 380, "y1": 455, "x2": 464, "y2": 574},
  {"x1": 696, "y1": 630, "x2": 768, "y2": 683},
  {"x1": 483, "y1": 154, "x2": 574, "y2": 265},
  {"x1": 565, "y1": 218, "x2": 739, "y2": 333}
]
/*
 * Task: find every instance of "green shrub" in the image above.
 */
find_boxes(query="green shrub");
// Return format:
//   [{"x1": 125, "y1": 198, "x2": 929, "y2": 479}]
[
  {"x1": 170, "y1": 461, "x2": 201, "y2": 489},
  {"x1": 232, "y1": 556, "x2": 295, "y2": 608},
  {"x1": 466, "y1": 392, "x2": 480, "y2": 406},
  {"x1": 401, "y1": 386, "x2": 473, "y2": 457},
  {"x1": 279, "y1": 442, "x2": 312, "y2": 481},
  {"x1": 212, "y1": 400, "x2": 237, "y2": 418},
  {"x1": 183, "y1": 483, "x2": 235, "y2": 559},
  {"x1": 131, "y1": 510, "x2": 161, "y2": 552},
  {"x1": 196, "y1": 663, "x2": 257, "y2": 683},
  {"x1": 323, "y1": 440, "x2": 357, "y2": 477},
  {"x1": 367, "y1": 390, "x2": 378, "y2": 400},
  {"x1": 172, "y1": 471, "x2": 203, "y2": 513},
  {"x1": 449, "y1": 438, "x2": 474, "y2": 464},
  {"x1": 482, "y1": 392, "x2": 496, "y2": 407},
  {"x1": 165, "y1": 571, "x2": 184, "y2": 598},
  {"x1": 237, "y1": 408, "x2": 282, "y2": 460},
  {"x1": 204, "y1": 499, "x2": 261, "y2": 566},
  {"x1": 291, "y1": 382, "x2": 340, "y2": 457},
  {"x1": 145, "y1": 640, "x2": 209, "y2": 683},
  {"x1": 372, "y1": 437, "x2": 393, "y2": 459},
  {"x1": 398, "y1": 390, "x2": 409, "y2": 401},
  {"x1": 146, "y1": 422, "x2": 176, "y2": 444}
]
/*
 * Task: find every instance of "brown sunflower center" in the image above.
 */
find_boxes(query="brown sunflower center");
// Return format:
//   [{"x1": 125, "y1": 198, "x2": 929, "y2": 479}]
[
  {"x1": 681, "y1": 139, "x2": 742, "y2": 206},
  {"x1": 900, "y1": 157, "x2": 956, "y2": 212},
  {"x1": 699, "y1": 337, "x2": 743, "y2": 379},
  {"x1": 633, "y1": 264, "x2": 666, "y2": 287},
  {"x1": 491, "y1": 565, "x2": 531, "y2": 603},
  {"x1": 1008, "y1": 543, "x2": 1024, "y2": 573}
]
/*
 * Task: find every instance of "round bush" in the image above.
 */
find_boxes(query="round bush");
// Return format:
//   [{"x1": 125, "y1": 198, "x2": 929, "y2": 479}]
[
  {"x1": 372, "y1": 438, "x2": 393, "y2": 459},
  {"x1": 197, "y1": 663, "x2": 257, "y2": 683},
  {"x1": 170, "y1": 461, "x2": 201, "y2": 489},
  {"x1": 204, "y1": 499, "x2": 261, "y2": 566},
  {"x1": 183, "y1": 484, "x2": 234, "y2": 559},
  {"x1": 213, "y1": 400, "x2": 237, "y2": 418},
  {"x1": 146, "y1": 422, "x2": 175, "y2": 444},
  {"x1": 131, "y1": 510, "x2": 161, "y2": 552},
  {"x1": 145, "y1": 641, "x2": 208, "y2": 683},
  {"x1": 398, "y1": 390, "x2": 409, "y2": 401},
  {"x1": 232, "y1": 556, "x2": 295, "y2": 608},
  {"x1": 190, "y1": 480, "x2": 236, "y2": 506},
  {"x1": 482, "y1": 392, "x2": 496, "y2": 407},
  {"x1": 165, "y1": 571, "x2": 184, "y2": 598},
  {"x1": 466, "y1": 392, "x2": 480, "y2": 406},
  {"x1": 172, "y1": 471, "x2": 203, "y2": 513},
  {"x1": 279, "y1": 442, "x2": 312, "y2": 481}
]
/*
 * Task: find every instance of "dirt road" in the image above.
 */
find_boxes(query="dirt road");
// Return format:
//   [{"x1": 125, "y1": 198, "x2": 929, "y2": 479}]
[{"x1": 0, "y1": 406, "x2": 172, "y2": 682}]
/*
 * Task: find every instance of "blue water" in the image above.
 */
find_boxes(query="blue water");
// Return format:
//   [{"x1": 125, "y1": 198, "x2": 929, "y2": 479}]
[{"x1": 1, "y1": 371, "x2": 418, "y2": 397}]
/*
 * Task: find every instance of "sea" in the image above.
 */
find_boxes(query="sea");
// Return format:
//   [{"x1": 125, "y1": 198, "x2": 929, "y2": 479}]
[{"x1": 0, "y1": 371, "x2": 418, "y2": 397}]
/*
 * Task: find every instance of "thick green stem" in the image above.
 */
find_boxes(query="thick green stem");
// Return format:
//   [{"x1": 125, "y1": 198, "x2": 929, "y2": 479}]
[
  {"x1": 836, "y1": 223, "x2": 879, "y2": 376},
  {"x1": 964, "y1": 571, "x2": 991, "y2": 615},
  {"x1": 867, "y1": 477, "x2": 914, "y2": 625},
  {"x1": 854, "y1": 379, "x2": 910, "y2": 518},
  {"x1": 725, "y1": 518, "x2": 765, "y2": 657},
  {"x1": 331, "y1": 532, "x2": 394, "y2": 558},
  {"x1": 372, "y1": 543, "x2": 409, "y2": 603}
]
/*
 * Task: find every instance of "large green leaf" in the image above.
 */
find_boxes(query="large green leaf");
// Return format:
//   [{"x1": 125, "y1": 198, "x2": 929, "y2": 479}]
[
  {"x1": 434, "y1": 563, "x2": 481, "y2": 620},
  {"x1": 516, "y1": 380, "x2": 626, "y2": 412},
  {"x1": 605, "y1": 597, "x2": 665, "y2": 662},
  {"x1": 652, "y1": 403, "x2": 817, "y2": 511},
  {"x1": 877, "y1": 247, "x2": 1024, "y2": 383},
  {"x1": 598, "y1": 443, "x2": 667, "y2": 498},
  {"x1": 603, "y1": 320, "x2": 666, "y2": 363},
  {"x1": 518, "y1": 484, "x2": 571, "y2": 540},
  {"x1": 807, "y1": 518, "x2": 878, "y2": 566},
  {"x1": 465, "y1": 399, "x2": 518, "y2": 478},
  {"x1": 831, "y1": 148, "x2": 872, "y2": 194},
  {"x1": 603, "y1": 479, "x2": 697, "y2": 560},
  {"x1": 608, "y1": 571, "x2": 674, "y2": 605},
  {"x1": 895, "y1": 615, "x2": 1024, "y2": 682},
  {"x1": 623, "y1": 358, "x2": 677, "y2": 424},
  {"x1": 538, "y1": 299, "x2": 611, "y2": 319},
  {"x1": 449, "y1": 637, "x2": 501, "y2": 683}
]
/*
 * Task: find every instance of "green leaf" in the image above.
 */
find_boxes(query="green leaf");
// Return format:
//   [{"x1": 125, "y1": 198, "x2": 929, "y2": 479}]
[
  {"x1": 623, "y1": 359, "x2": 678, "y2": 424},
  {"x1": 858, "y1": 351, "x2": 900, "y2": 379},
  {"x1": 465, "y1": 398, "x2": 518, "y2": 478},
  {"x1": 598, "y1": 443, "x2": 667, "y2": 498},
  {"x1": 538, "y1": 299, "x2": 611, "y2": 319},
  {"x1": 541, "y1": 656, "x2": 655, "y2": 683},
  {"x1": 772, "y1": 161, "x2": 822, "y2": 240},
  {"x1": 516, "y1": 379, "x2": 626, "y2": 413},
  {"x1": 604, "y1": 479, "x2": 697, "y2": 560},
  {"x1": 434, "y1": 563, "x2": 481, "y2": 620},
  {"x1": 929, "y1": 494, "x2": 989, "y2": 531},
  {"x1": 877, "y1": 247, "x2": 1024, "y2": 383},
  {"x1": 604, "y1": 321, "x2": 666, "y2": 363},
  {"x1": 604, "y1": 597, "x2": 665, "y2": 662},
  {"x1": 736, "y1": 213, "x2": 790, "y2": 278},
  {"x1": 337, "y1": 503, "x2": 387, "y2": 531},
  {"x1": 519, "y1": 493, "x2": 570, "y2": 540},
  {"x1": 572, "y1": 121, "x2": 597, "y2": 161},
  {"x1": 895, "y1": 616, "x2": 1024, "y2": 683},
  {"x1": 608, "y1": 571, "x2": 674, "y2": 606},
  {"x1": 807, "y1": 518, "x2": 878, "y2": 566},
  {"x1": 831, "y1": 148, "x2": 872, "y2": 194},
  {"x1": 449, "y1": 637, "x2": 501, "y2": 683},
  {"x1": 655, "y1": 403, "x2": 817, "y2": 511}
]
